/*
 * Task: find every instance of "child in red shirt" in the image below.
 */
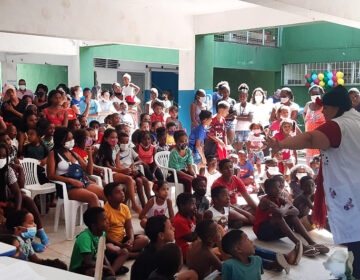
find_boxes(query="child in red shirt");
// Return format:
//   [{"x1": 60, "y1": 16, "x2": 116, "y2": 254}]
[
  {"x1": 150, "y1": 101, "x2": 165, "y2": 126},
  {"x1": 172, "y1": 193, "x2": 197, "y2": 262}
]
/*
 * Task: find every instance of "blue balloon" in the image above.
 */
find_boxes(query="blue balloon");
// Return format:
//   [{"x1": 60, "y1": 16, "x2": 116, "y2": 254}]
[
  {"x1": 328, "y1": 80, "x2": 334, "y2": 87},
  {"x1": 311, "y1": 82, "x2": 315, "y2": 86},
  {"x1": 312, "y1": 74, "x2": 318, "y2": 80},
  {"x1": 327, "y1": 72, "x2": 333, "y2": 79}
]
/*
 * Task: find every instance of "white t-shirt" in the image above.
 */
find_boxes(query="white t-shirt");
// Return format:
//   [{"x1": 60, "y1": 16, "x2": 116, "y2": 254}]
[
  {"x1": 252, "y1": 103, "x2": 272, "y2": 127},
  {"x1": 234, "y1": 102, "x2": 254, "y2": 131},
  {"x1": 274, "y1": 101, "x2": 300, "y2": 116},
  {"x1": 119, "y1": 148, "x2": 138, "y2": 168},
  {"x1": 98, "y1": 100, "x2": 116, "y2": 123},
  {"x1": 122, "y1": 85, "x2": 135, "y2": 99},
  {"x1": 163, "y1": 100, "x2": 172, "y2": 110},
  {"x1": 247, "y1": 133, "x2": 265, "y2": 150},
  {"x1": 119, "y1": 113, "x2": 135, "y2": 129}
]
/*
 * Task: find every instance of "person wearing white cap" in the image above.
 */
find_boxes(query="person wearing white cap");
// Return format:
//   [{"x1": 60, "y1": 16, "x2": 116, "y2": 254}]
[
  {"x1": 146, "y1": 88, "x2": 162, "y2": 115},
  {"x1": 348, "y1": 87, "x2": 360, "y2": 112}
]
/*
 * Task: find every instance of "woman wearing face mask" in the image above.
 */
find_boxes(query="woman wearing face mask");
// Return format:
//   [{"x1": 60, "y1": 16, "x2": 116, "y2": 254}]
[
  {"x1": 289, "y1": 165, "x2": 315, "y2": 200},
  {"x1": 33, "y1": 83, "x2": 48, "y2": 109},
  {"x1": 190, "y1": 89, "x2": 208, "y2": 129},
  {"x1": 250, "y1": 87, "x2": 272, "y2": 130},
  {"x1": 0, "y1": 143, "x2": 50, "y2": 252},
  {"x1": 302, "y1": 85, "x2": 326, "y2": 165},
  {"x1": 270, "y1": 87, "x2": 299, "y2": 122},
  {"x1": 47, "y1": 127, "x2": 105, "y2": 209}
]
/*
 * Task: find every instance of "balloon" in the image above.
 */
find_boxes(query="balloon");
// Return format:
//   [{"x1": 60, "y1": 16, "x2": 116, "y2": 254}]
[
  {"x1": 305, "y1": 82, "x2": 311, "y2": 87},
  {"x1": 323, "y1": 77, "x2": 329, "y2": 83},
  {"x1": 312, "y1": 74, "x2": 318, "y2": 80},
  {"x1": 311, "y1": 71, "x2": 317, "y2": 76},
  {"x1": 305, "y1": 74, "x2": 311, "y2": 79},
  {"x1": 307, "y1": 77, "x2": 313, "y2": 83},
  {"x1": 318, "y1": 73, "x2": 324, "y2": 80},
  {"x1": 336, "y1": 72, "x2": 344, "y2": 79},
  {"x1": 319, "y1": 81, "x2": 325, "y2": 87},
  {"x1": 324, "y1": 71, "x2": 329, "y2": 76},
  {"x1": 332, "y1": 76, "x2": 337, "y2": 82},
  {"x1": 332, "y1": 70, "x2": 337, "y2": 76},
  {"x1": 328, "y1": 80, "x2": 334, "y2": 87},
  {"x1": 311, "y1": 82, "x2": 315, "y2": 86},
  {"x1": 338, "y1": 78, "x2": 344, "y2": 85},
  {"x1": 327, "y1": 72, "x2": 333, "y2": 79},
  {"x1": 314, "y1": 78, "x2": 320, "y2": 85},
  {"x1": 333, "y1": 82, "x2": 338, "y2": 87}
]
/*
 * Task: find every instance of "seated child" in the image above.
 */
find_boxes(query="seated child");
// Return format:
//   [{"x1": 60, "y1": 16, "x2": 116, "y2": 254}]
[
  {"x1": 139, "y1": 120, "x2": 150, "y2": 132},
  {"x1": 212, "y1": 159, "x2": 257, "y2": 220},
  {"x1": 289, "y1": 164, "x2": 314, "y2": 200},
  {"x1": 7, "y1": 124, "x2": 18, "y2": 150},
  {"x1": 310, "y1": 156, "x2": 320, "y2": 180},
  {"x1": 70, "y1": 207, "x2": 129, "y2": 276},
  {"x1": 192, "y1": 177, "x2": 209, "y2": 221},
  {"x1": 237, "y1": 150, "x2": 257, "y2": 194},
  {"x1": 156, "y1": 127, "x2": 170, "y2": 152},
  {"x1": 253, "y1": 178, "x2": 329, "y2": 257},
  {"x1": 247, "y1": 122, "x2": 266, "y2": 174},
  {"x1": 103, "y1": 182, "x2": 149, "y2": 258},
  {"x1": 258, "y1": 157, "x2": 280, "y2": 195},
  {"x1": 79, "y1": 115, "x2": 89, "y2": 129},
  {"x1": 38, "y1": 119, "x2": 55, "y2": 151},
  {"x1": 150, "y1": 120, "x2": 162, "y2": 143},
  {"x1": 187, "y1": 220, "x2": 222, "y2": 279},
  {"x1": 139, "y1": 181, "x2": 174, "y2": 228},
  {"x1": 273, "y1": 174, "x2": 291, "y2": 201},
  {"x1": 150, "y1": 101, "x2": 165, "y2": 126},
  {"x1": 199, "y1": 155, "x2": 221, "y2": 197},
  {"x1": 6, "y1": 210, "x2": 66, "y2": 269},
  {"x1": 173, "y1": 193, "x2": 197, "y2": 262},
  {"x1": 166, "y1": 105, "x2": 183, "y2": 130},
  {"x1": 166, "y1": 121, "x2": 177, "y2": 146},
  {"x1": 23, "y1": 127, "x2": 49, "y2": 166}
]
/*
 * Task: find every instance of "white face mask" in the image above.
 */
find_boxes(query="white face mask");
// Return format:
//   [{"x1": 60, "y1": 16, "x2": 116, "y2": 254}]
[
  {"x1": 94, "y1": 129, "x2": 99, "y2": 139},
  {"x1": 296, "y1": 173, "x2": 307, "y2": 181},
  {"x1": 0, "y1": 158, "x2": 7, "y2": 169},
  {"x1": 120, "y1": 143, "x2": 128, "y2": 151},
  {"x1": 255, "y1": 95, "x2": 263, "y2": 104},
  {"x1": 253, "y1": 129, "x2": 262, "y2": 134},
  {"x1": 281, "y1": 97, "x2": 289, "y2": 104},
  {"x1": 78, "y1": 90, "x2": 83, "y2": 98},
  {"x1": 268, "y1": 166, "x2": 280, "y2": 175},
  {"x1": 311, "y1": 95, "x2": 321, "y2": 103},
  {"x1": 64, "y1": 139, "x2": 75, "y2": 150},
  {"x1": 19, "y1": 85, "x2": 26, "y2": 91},
  {"x1": 199, "y1": 96, "x2": 206, "y2": 103}
]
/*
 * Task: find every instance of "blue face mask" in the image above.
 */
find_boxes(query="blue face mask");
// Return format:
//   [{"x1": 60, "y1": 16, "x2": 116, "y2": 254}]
[
  {"x1": 21, "y1": 227, "x2": 37, "y2": 239},
  {"x1": 313, "y1": 168, "x2": 319, "y2": 175},
  {"x1": 168, "y1": 131, "x2": 175, "y2": 135}
]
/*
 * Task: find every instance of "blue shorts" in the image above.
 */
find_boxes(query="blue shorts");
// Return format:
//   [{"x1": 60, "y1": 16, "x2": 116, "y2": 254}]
[
  {"x1": 193, "y1": 152, "x2": 202, "y2": 165},
  {"x1": 249, "y1": 151, "x2": 264, "y2": 164},
  {"x1": 235, "y1": 130, "x2": 250, "y2": 143},
  {"x1": 225, "y1": 120, "x2": 235, "y2": 131}
]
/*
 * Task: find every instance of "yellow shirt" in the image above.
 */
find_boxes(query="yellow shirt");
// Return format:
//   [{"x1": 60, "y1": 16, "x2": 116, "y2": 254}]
[
  {"x1": 166, "y1": 134, "x2": 176, "y2": 145},
  {"x1": 103, "y1": 202, "x2": 131, "y2": 242}
]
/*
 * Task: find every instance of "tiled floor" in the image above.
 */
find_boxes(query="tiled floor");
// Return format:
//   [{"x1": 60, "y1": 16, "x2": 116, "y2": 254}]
[{"x1": 39, "y1": 207, "x2": 344, "y2": 280}]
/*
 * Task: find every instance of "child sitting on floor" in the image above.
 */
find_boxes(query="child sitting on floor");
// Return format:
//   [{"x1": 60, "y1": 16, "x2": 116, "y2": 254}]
[
  {"x1": 70, "y1": 207, "x2": 129, "y2": 276},
  {"x1": 103, "y1": 182, "x2": 149, "y2": 258},
  {"x1": 192, "y1": 177, "x2": 209, "y2": 217},
  {"x1": 258, "y1": 157, "x2": 280, "y2": 195},
  {"x1": 199, "y1": 155, "x2": 221, "y2": 197},
  {"x1": 173, "y1": 193, "x2": 197, "y2": 262},
  {"x1": 310, "y1": 156, "x2": 320, "y2": 180},
  {"x1": 253, "y1": 178, "x2": 329, "y2": 257},
  {"x1": 139, "y1": 181, "x2": 174, "y2": 228},
  {"x1": 237, "y1": 150, "x2": 258, "y2": 194},
  {"x1": 289, "y1": 164, "x2": 314, "y2": 200}
]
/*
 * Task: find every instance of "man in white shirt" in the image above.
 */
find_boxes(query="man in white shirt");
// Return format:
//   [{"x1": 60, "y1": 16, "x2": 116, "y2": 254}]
[{"x1": 17, "y1": 79, "x2": 34, "y2": 100}]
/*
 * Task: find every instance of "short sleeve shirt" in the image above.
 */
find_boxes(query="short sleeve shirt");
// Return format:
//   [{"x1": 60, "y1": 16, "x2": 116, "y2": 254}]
[
  {"x1": 69, "y1": 228, "x2": 105, "y2": 271},
  {"x1": 222, "y1": 256, "x2": 263, "y2": 280},
  {"x1": 237, "y1": 161, "x2": 254, "y2": 179},
  {"x1": 173, "y1": 213, "x2": 196, "y2": 260},
  {"x1": 212, "y1": 176, "x2": 246, "y2": 204},
  {"x1": 119, "y1": 148, "x2": 138, "y2": 168},
  {"x1": 207, "y1": 116, "x2": 226, "y2": 143},
  {"x1": 168, "y1": 148, "x2": 193, "y2": 171},
  {"x1": 234, "y1": 102, "x2": 254, "y2": 131},
  {"x1": 79, "y1": 100, "x2": 100, "y2": 122},
  {"x1": 316, "y1": 121, "x2": 342, "y2": 148},
  {"x1": 104, "y1": 202, "x2": 131, "y2": 242},
  {"x1": 188, "y1": 124, "x2": 208, "y2": 153},
  {"x1": 16, "y1": 236, "x2": 34, "y2": 260},
  {"x1": 247, "y1": 134, "x2": 265, "y2": 151}
]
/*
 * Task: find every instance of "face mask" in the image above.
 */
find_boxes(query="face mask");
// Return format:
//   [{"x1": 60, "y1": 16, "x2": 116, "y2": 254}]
[
  {"x1": 85, "y1": 137, "x2": 93, "y2": 147},
  {"x1": 268, "y1": 166, "x2": 280, "y2": 175},
  {"x1": 313, "y1": 168, "x2": 319, "y2": 175},
  {"x1": 94, "y1": 129, "x2": 99, "y2": 138},
  {"x1": 0, "y1": 158, "x2": 7, "y2": 169},
  {"x1": 255, "y1": 95, "x2": 263, "y2": 103},
  {"x1": 108, "y1": 139, "x2": 118, "y2": 146},
  {"x1": 275, "y1": 91, "x2": 281, "y2": 98},
  {"x1": 311, "y1": 95, "x2": 321, "y2": 103},
  {"x1": 296, "y1": 173, "x2": 307, "y2": 181},
  {"x1": 19, "y1": 85, "x2": 26, "y2": 91},
  {"x1": 64, "y1": 139, "x2": 75, "y2": 150},
  {"x1": 168, "y1": 131, "x2": 175, "y2": 135},
  {"x1": 121, "y1": 109, "x2": 127, "y2": 114},
  {"x1": 178, "y1": 143, "x2": 188, "y2": 150},
  {"x1": 120, "y1": 143, "x2": 128, "y2": 151},
  {"x1": 21, "y1": 226, "x2": 37, "y2": 239},
  {"x1": 281, "y1": 97, "x2": 289, "y2": 104},
  {"x1": 253, "y1": 129, "x2": 262, "y2": 134},
  {"x1": 78, "y1": 91, "x2": 83, "y2": 98},
  {"x1": 195, "y1": 188, "x2": 206, "y2": 197},
  {"x1": 199, "y1": 96, "x2": 206, "y2": 103}
]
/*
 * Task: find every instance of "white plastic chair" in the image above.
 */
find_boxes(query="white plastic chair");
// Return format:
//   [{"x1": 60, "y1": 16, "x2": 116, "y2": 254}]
[
  {"x1": 94, "y1": 164, "x2": 113, "y2": 184},
  {"x1": 154, "y1": 151, "x2": 184, "y2": 201},
  {"x1": 19, "y1": 158, "x2": 56, "y2": 215}
]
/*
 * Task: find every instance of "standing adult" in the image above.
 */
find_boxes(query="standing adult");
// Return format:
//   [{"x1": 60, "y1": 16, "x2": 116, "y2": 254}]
[
  {"x1": 79, "y1": 88, "x2": 101, "y2": 123},
  {"x1": 348, "y1": 87, "x2": 360, "y2": 112},
  {"x1": 98, "y1": 90, "x2": 116, "y2": 124},
  {"x1": 1, "y1": 85, "x2": 25, "y2": 128},
  {"x1": 17, "y1": 79, "x2": 34, "y2": 100},
  {"x1": 145, "y1": 88, "x2": 162, "y2": 115},
  {"x1": 270, "y1": 87, "x2": 299, "y2": 122},
  {"x1": 302, "y1": 85, "x2": 326, "y2": 164},
  {"x1": 111, "y1": 82, "x2": 123, "y2": 112},
  {"x1": 251, "y1": 87, "x2": 271, "y2": 129},
  {"x1": 190, "y1": 89, "x2": 208, "y2": 129},
  {"x1": 43, "y1": 90, "x2": 68, "y2": 127},
  {"x1": 267, "y1": 89, "x2": 281, "y2": 104},
  {"x1": 234, "y1": 83, "x2": 253, "y2": 152},
  {"x1": 70, "y1": 86, "x2": 83, "y2": 115},
  {"x1": 266, "y1": 86, "x2": 360, "y2": 279}
]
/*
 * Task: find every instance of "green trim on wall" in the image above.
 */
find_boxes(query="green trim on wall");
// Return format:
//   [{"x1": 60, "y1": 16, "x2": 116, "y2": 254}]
[
  {"x1": 80, "y1": 44, "x2": 179, "y2": 87},
  {"x1": 17, "y1": 63, "x2": 68, "y2": 92},
  {"x1": 195, "y1": 35, "x2": 215, "y2": 89}
]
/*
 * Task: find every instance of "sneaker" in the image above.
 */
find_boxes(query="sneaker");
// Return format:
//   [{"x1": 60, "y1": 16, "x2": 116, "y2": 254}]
[
  {"x1": 36, "y1": 228, "x2": 50, "y2": 246},
  {"x1": 32, "y1": 241, "x2": 46, "y2": 253}
]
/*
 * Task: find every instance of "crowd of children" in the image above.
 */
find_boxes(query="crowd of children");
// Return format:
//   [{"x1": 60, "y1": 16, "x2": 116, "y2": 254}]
[{"x1": 0, "y1": 78, "x2": 341, "y2": 279}]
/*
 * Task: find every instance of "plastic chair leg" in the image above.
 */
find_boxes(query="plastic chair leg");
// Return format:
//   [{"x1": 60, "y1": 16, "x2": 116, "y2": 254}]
[
  {"x1": 53, "y1": 199, "x2": 63, "y2": 233},
  {"x1": 40, "y1": 194, "x2": 47, "y2": 215}
]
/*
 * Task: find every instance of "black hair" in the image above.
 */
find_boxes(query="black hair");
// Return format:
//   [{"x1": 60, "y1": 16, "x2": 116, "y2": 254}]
[
  {"x1": 211, "y1": 185, "x2": 227, "y2": 199},
  {"x1": 166, "y1": 121, "x2": 176, "y2": 129},
  {"x1": 68, "y1": 119, "x2": 80, "y2": 131},
  {"x1": 83, "y1": 207, "x2": 105, "y2": 229},
  {"x1": 249, "y1": 122, "x2": 264, "y2": 132},
  {"x1": 173, "y1": 130, "x2": 187, "y2": 143},
  {"x1": 18, "y1": 79, "x2": 25, "y2": 83},
  {"x1": 206, "y1": 155, "x2": 217, "y2": 162},
  {"x1": 37, "y1": 118, "x2": 52, "y2": 137},
  {"x1": 73, "y1": 129, "x2": 87, "y2": 148},
  {"x1": 300, "y1": 175, "x2": 314, "y2": 187},
  {"x1": 0, "y1": 234, "x2": 18, "y2": 246},
  {"x1": 35, "y1": 83, "x2": 48, "y2": 94},
  {"x1": 6, "y1": 210, "x2": 29, "y2": 232},
  {"x1": 137, "y1": 130, "x2": 151, "y2": 144},
  {"x1": 195, "y1": 220, "x2": 215, "y2": 242},
  {"x1": 176, "y1": 193, "x2": 194, "y2": 209},
  {"x1": 0, "y1": 143, "x2": 10, "y2": 202},
  {"x1": 118, "y1": 131, "x2": 129, "y2": 139},
  {"x1": 140, "y1": 113, "x2": 150, "y2": 122},
  {"x1": 109, "y1": 113, "x2": 118, "y2": 120},
  {"x1": 103, "y1": 182, "x2": 122, "y2": 198},
  {"x1": 151, "y1": 120, "x2": 161, "y2": 128},
  {"x1": 221, "y1": 229, "x2": 244, "y2": 256},
  {"x1": 219, "y1": 159, "x2": 231, "y2": 171},
  {"x1": 131, "y1": 129, "x2": 141, "y2": 145},
  {"x1": 21, "y1": 111, "x2": 37, "y2": 133},
  {"x1": 217, "y1": 102, "x2": 230, "y2": 110},
  {"x1": 264, "y1": 157, "x2": 278, "y2": 165},
  {"x1": 56, "y1": 83, "x2": 69, "y2": 95},
  {"x1": 47, "y1": 89, "x2": 62, "y2": 105},
  {"x1": 264, "y1": 178, "x2": 279, "y2": 194},
  {"x1": 145, "y1": 215, "x2": 168, "y2": 244},
  {"x1": 53, "y1": 126, "x2": 70, "y2": 152},
  {"x1": 192, "y1": 176, "x2": 206, "y2": 189},
  {"x1": 153, "y1": 180, "x2": 168, "y2": 192},
  {"x1": 89, "y1": 120, "x2": 100, "y2": 128},
  {"x1": 83, "y1": 87, "x2": 91, "y2": 93},
  {"x1": 152, "y1": 101, "x2": 164, "y2": 109},
  {"x1": 155, "y1": 243, "x2": 181, "y2": 277},
  {"x1": 199, "y1": 110, "x2": 212, "y2": 122},
  {"x1": 156, "y1": 127, "x2": 166, "y2": 138},
  {"x1": 97, "y1": 129, "x2": 117, "y2": 166}
]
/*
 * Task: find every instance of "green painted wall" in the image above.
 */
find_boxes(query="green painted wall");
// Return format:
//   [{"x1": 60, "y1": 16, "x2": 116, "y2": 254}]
[
  {"x1": 80, "y1": 44, "x2": 179, "y2": 87},
  {"x1": 195, "y1": 35, "x2": 214, "y2": 89},
  {"x1": 17, "y1": 63, "x2": 68, "y2": 92}
]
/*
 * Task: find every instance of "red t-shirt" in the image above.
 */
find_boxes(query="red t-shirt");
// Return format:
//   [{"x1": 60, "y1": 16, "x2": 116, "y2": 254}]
[
  {"x1": 207, "y1": 116, "x2": 226, "y2": 143},
  {"x1": 253, "y1": 196, "x2": 281, "y2": 235},
  {"x1": 274, "y1": 132, "x2": 291, "y2": 160},
  {"x1": 172, "y1": 213, "x2": 196, "y2": 261},
  {"x1": 66, "y1": 108, "x2": 77, "y2": 120},
  {"x1": 72, "y1": 147, "x2": 88, "y2": 161},
  {"x1": 211, "y1": 176, "x2": 246, "y2": 204},
  {"x1": 315, "y1": 121, "x2": 342, "y2": 148},
  {"x1": 150, "y1": 113, "x2": 164, "y2": 125}
]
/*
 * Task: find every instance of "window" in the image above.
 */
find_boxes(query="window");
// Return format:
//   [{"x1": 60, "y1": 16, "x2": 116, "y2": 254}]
[{"x1": 283, "y1": 61, "x2": 359, "y2": 86}]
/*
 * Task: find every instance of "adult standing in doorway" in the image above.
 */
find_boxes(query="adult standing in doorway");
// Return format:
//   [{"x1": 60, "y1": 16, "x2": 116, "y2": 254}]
[
  {"x1": 17, "y1": 79, "x2": 34, "y2": 100},
  {"x1": 190, "y1": 89, "x2": 208, "y2": 129},
  {"x1": 302, "y1": 85, "x2": 326, "y2": 165},
  {"x1": 270, "y1": 87, "x2": 299, "y2": 122},
  {"x1": 266, "y1": 86, "x2": 360, "y2": 279},
  {"x1": 348, "y1": 87, "x2": 360, "y2": 112}
]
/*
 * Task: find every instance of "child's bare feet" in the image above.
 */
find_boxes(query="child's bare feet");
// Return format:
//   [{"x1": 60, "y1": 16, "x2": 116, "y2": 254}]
[{"x1": 285, "y1": 243, "x2": 299, "y2": 265}]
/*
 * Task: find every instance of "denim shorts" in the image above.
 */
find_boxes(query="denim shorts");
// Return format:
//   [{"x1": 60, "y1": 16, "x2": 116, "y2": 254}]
[
  {"x1": 225, "y1": 120, "x2": 235, "y2": 131},
  {"x1": 193, "y1": 152, "x2": 202, "y2": 165},
  {"x1": 249, "y1": 151, "x2": 264, "y2": 164},
  {"x1": 235, "y1": 130, "x2": 250, "y2": 143}
]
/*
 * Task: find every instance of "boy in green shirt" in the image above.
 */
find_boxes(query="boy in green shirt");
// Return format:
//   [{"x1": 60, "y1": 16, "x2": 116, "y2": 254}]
[{"x1": 70, "y1": 207, "x2": 129, "y2": 277}]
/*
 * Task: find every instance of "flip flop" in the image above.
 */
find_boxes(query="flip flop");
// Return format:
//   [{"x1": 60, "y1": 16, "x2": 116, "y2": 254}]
[
  {"x1": 303, "y1": 245, "x2": 320, "y2": 257},
  {"x1": 276, "y1": 253, "x2": 290, "y2": 274},
  {"x1": 294, "y1": 240, "x2": 303, "y2": 265},
  {"x1": 312, "y1": 244, "x2": 330, "y2": 254}
]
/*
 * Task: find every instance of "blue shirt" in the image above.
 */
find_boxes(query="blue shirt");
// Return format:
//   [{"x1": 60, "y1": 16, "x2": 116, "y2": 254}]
[
  {"x1": 237, "y1": 161, "x2": 254, "y2": 178},
  {"x1": 188, "y1": 124, "x2": 207, "y2": 154},
  {"x1": 79, "y1": 99, "x2": 99, "y2": 122},
  {"x1": 222, "y1": 256, "x2": 263, "y2": 280},
  {"x1": 267, "y1": 96, "x2": 281, "y2": 104},
  {"x1": 71, "y1": 97, "x2": 84, "y2": 109}
]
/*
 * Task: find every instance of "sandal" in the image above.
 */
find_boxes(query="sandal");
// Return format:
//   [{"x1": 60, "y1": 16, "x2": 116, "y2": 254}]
[
  {"x1": 312, "y1": 244, "x2": 330, "y2": 254},
  {"x1": 116, "y1": 266, "x2": 129, "y2": 275},
  {"x1": 303, "y1": 245, "x2": 320, "y2": 257},
  {"x1": 276, "y1": 253, "x2": 290, "y2": 274},
  {"x1": 295, "y1": 240, "x2": 303, "y2": 265}
]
